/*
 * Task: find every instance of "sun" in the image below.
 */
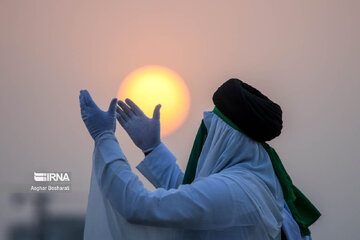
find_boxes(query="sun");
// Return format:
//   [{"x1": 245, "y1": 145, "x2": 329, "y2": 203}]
[{"x1": 117, "y1": 65, "x2": 190, "y2": 136}]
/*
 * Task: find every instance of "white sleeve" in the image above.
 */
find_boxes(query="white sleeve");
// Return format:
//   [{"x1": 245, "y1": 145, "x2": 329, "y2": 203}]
[
  {"x1": 136, "y1": 142, "x2": 184, "y2": 189},
  {"x1": 93, "y1": 132, "x2": 258, "y2": 230}
]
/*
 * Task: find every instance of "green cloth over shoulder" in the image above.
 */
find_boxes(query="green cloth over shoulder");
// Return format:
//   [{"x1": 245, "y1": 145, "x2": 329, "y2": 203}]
[{"x1": 182, "y1": 107, "x2": 321, "y2": 237}]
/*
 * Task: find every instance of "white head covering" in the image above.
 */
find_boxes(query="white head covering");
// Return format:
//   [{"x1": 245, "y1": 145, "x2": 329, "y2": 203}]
[{"x1": 196, "y1": 111, "x2": 284, "y2": 238}]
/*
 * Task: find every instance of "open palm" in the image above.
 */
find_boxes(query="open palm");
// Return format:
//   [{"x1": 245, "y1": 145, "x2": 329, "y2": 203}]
[{"x1": 116, "y1": 98, "x2": 161, "y2": 152}]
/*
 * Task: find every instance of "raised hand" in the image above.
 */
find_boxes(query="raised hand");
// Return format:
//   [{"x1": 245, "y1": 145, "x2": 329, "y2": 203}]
[
  {"x1": 79, "y1": 90, "x2": 117, "y2": 140},
  {"x1": 116, "y1": 98, "x2": 161, "y2": 152}
]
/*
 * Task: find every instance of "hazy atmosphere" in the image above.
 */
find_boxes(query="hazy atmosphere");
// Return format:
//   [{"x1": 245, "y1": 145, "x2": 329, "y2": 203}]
[{"x1": 1, "y1": 0, "x2": 359, "y2": 239}]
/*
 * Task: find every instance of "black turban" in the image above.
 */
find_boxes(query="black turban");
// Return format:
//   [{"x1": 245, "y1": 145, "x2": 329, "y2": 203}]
[{"x1": 212, "y1": 78, "x2": 283, "y2": 142}]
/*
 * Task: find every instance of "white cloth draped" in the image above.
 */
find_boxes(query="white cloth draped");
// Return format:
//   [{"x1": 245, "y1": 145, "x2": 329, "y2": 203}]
[{"x1": 84, "y1": 111, "x2": 287, "y2": 239}]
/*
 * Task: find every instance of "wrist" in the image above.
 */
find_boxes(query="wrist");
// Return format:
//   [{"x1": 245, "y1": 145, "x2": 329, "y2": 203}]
[
  {"x1": 94, "y1": 130, "x2": 115, "y2": 143},
  {"x1": 141, "y1": 141, "x2": 161, "y2": 154}
]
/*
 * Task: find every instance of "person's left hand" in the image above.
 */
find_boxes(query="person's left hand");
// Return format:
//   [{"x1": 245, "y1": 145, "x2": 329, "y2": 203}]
[
  {"x1": 116, "y1": 98, "x2": 161, "y2": 153},
  {"x1": 79, "y1": 90, "x2": 117, "y2": 140}
]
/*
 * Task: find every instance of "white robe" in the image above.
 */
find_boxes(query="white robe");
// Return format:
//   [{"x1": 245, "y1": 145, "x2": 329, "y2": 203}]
[{"x1": 84, "y1": 111, "x2": 287, "y2": 239}]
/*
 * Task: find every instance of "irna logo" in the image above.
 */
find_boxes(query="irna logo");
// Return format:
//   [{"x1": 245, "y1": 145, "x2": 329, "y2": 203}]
[{"x1": 34, "y1": 172, "x2": 70, "y2": 182}]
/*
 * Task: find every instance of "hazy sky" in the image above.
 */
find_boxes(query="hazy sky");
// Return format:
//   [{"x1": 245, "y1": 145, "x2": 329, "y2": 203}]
[{"x1": 1, "y1": 0, "x2": 359, "y2": 239}]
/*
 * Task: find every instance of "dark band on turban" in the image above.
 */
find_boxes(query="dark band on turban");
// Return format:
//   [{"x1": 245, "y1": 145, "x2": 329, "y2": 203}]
[{"x1": 212, "y1": 78, "x2": 283, "y2": 142}]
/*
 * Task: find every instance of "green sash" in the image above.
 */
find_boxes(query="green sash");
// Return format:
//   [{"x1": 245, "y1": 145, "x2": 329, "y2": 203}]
[{"x1": 182, "y1": 107, "x2": 321, "y2": 236}]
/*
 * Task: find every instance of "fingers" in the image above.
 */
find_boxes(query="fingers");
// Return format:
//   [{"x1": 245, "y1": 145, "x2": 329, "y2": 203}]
[
  {"x1": 125, "y1": 98, "x2": 145, "y2": 116},
  {"x1": 80, "y1": 90, "x2": 97, "y2": 108},
  {"x1": 152, "y1": 104, "x2": 161, "y2": 120},
  {"x1": 108, "y1": 98, "x2": 118, "y2": 113},
  {"x1": 79, "y1": 91, "x2": 85, "y2": 107},
  {"x1": 116, "y1": 106, "x2": 129, "y2": 122},
  {"x1": 79, "y1": 90, "x2": 88, "y2": 107},
  {"x1": 116, "y1": 112, "x2": 127, "y2": 127},
  {"x1": 117, "y1": 100, "x2": 135, "y2": 118},
  {"x1": 79, "y1": 93, "x2": 87, "y2": 118}
]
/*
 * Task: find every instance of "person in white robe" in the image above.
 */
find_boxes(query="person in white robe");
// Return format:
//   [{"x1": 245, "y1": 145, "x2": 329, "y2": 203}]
[{"x1": 80, "y1": 79, "x2": 320, "y2": 240}]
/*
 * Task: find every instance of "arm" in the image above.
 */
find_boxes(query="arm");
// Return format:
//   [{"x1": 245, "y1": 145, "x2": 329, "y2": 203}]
[
  {"x1": 116, "y1": 99, "x2": 185, "y2": 189},
  {"x1": 79, "y1": 91, "x2": 257, "y2": 230},
  {"x1": 136, "y1": 142, "x2": 184, "y2": 189},
  {"x1": 93, "y1": 132, "x2": 257, "y2": 230}
]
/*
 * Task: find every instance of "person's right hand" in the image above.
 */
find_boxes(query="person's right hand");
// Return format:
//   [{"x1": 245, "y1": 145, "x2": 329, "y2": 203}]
[
  {"x1": 79, "y1": 90, "x2": 117, "y2": 140},
  {"x1": 116, "y1": 99, "x2": 161, "y2": 153}
]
